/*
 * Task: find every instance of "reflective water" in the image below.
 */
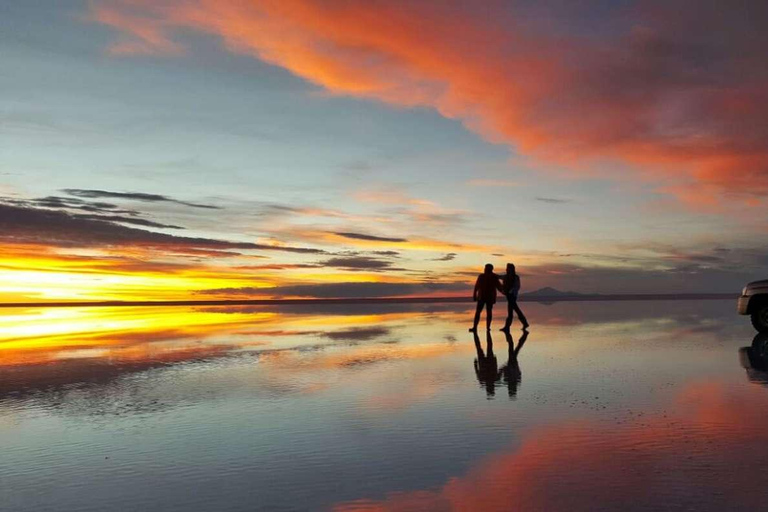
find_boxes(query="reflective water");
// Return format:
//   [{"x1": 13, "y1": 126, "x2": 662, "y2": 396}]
[{"x1": 2, "y1": 300, "x2": 767, "y2": 511}]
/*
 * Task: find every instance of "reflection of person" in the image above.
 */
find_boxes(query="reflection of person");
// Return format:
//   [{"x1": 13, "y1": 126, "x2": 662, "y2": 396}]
[
  {"x1": 473, "y1": 330, "x2": 499, "y2": 397},
  {"x1": 470, "y1": 263, "x2": 503, "y2": 332},
  {"x1": 501, "y1": 263, "x2": 529, "y2": 331},
  {"x1": 499, "y1": 329, "x2": 528, "y2": 399}
]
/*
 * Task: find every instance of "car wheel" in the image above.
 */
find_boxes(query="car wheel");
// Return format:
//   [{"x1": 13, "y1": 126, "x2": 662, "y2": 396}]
[{"x1": 751, "y1": 302, "x2": 768, "y2": 333}]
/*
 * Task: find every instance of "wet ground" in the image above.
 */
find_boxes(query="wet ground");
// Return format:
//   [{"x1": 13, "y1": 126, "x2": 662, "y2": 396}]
[{"x1": 2, "y1": 299, "x2": 768, "y2": 511}]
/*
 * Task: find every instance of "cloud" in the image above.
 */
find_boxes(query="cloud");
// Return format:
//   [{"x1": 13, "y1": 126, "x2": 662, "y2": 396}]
[
  {"x1": 74, "y1": 213, "x2": 184, "y2": 229},
  {"x1": 0, "y1": 202, "x2": 325, "y2": 255},
  {"x1": 90, "y1": 0, "x2": 768, "y2": 207},
  {"x1": 234, "y1": 263, "x2": 322, "y2": 271},
  {"x1": 431, "y1": 253, "x2": 457, "y2": 261},
  {"x1": 333, "y1": 231, "x2": 408, "y2": 243},
  {"x1": 27, "y1": 195, "x2": 139, "y2": 215},
  {"x1": 6, "y1": 195, "x2": 184, "y2": 229},
  {"x1": 64, "y1": 188, "x2": 220, "y2": 209},
  {"x1": 467, "y1": 179, "x2": 520, "y2": 187},
  {"x1": 535, "y1": 197, "x2": 572, "y2": 204},
  {"x1": 322, "y1": 256, "x2": 394, "y2": 271},
  {"x1": 352, "y1": 187, "x2": 472, "y2": 227},
  {"x1": 520, "y1": 260, "x2": 760, "y2": 295},
  {"x1": 201, "y1": 281, "x2": 468, "y2": 299},
  {"x1": 260, "y1": 203, "x2": 350, "y2": 219}
]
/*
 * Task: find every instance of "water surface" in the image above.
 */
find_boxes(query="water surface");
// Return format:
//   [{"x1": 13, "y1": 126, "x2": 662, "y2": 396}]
[{"x1": 2, "y1": 300, "x2": 767, "y2": 511}]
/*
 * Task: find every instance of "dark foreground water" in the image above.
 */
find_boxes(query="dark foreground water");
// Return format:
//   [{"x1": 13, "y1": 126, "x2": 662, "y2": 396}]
[{"x1": 2, "y1": 299, "x2": 768, "y2": 511}]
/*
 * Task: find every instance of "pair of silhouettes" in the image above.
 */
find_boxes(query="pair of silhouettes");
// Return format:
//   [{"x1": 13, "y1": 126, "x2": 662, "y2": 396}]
[
  {"x1": 473, "y1": 329, "x2": 528, "y2": 398},
  {"x1": 470, "y1": 263, "x2": 529, "y2": 332}
]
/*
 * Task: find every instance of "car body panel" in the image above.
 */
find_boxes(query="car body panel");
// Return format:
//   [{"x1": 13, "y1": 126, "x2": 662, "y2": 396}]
[
  {"x1": 744, "y1": 280, "x2": 768, "y2": 294},
  {"x1": 738, "y1": 280, "x2": 768, "y2": 316},
  {"x1": 738, "y1": 295, "x2": 751, "y2": 315}
]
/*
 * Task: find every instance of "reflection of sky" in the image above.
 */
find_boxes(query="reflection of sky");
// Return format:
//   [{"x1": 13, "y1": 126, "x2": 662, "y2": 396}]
[{"x1": 1, "y1": 300, "x2": 765, "y2": 511}]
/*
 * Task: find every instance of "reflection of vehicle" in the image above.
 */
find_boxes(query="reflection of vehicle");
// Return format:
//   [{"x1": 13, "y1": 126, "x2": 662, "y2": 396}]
[
  {"x1": 739, "y1": 333, "x2": 768, "y2": 385},
  {"x1": 738, "y1": 280, "x2": 768, "y2": 332}
]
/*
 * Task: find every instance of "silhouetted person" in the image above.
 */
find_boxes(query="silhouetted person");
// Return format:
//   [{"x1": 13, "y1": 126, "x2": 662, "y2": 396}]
[
  {"x1": 499, "y1": 329, "x2": 528, "y2": 399},
  {"x1": 470, "y1": 263, "x2": 503, "y2": 332},
  {"x1": 501, "y1": 263, "x2": 529, "y2": 331},
  {"x1": 473, "y1": 330, "x2": 498, "y2": 397}
]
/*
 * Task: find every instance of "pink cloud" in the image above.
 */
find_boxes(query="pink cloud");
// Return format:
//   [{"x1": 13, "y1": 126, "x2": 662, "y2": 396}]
[
  {"x1": 334, "y1": 382, "x2": 768, "y2": 511},
  {"x1": 89, "y1": 0, "x2": 768, "y2": 206}
]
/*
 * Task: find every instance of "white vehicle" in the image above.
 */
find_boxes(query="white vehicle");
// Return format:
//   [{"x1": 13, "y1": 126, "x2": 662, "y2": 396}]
[{"x1": 738, "y1": 280, "x2": 768, "y2": 332}]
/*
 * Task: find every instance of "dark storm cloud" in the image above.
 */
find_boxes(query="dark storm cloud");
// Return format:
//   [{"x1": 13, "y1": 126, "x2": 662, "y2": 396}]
[
  {"x1": 333, "y1": 232, "x2": 408, "y2": 243},
  {"x1": 64, "y1": 189, "x2": 220, "y2": 209},
  {"x1": 202, "y1": 281, "x2": 468, "y2": 299},
  {"x1": 0, "y1": 203, "x2": 325, "y2": 254}
]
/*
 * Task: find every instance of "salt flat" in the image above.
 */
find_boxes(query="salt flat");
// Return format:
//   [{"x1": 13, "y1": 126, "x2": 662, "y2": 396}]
[{"x1": 1, "y1": 299, "x2": 766, "y2": 511}]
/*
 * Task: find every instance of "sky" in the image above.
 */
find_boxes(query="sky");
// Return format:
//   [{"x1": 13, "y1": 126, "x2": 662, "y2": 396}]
[{"x1": 1, "y1": 0, "x2": 768, "y2": 302}]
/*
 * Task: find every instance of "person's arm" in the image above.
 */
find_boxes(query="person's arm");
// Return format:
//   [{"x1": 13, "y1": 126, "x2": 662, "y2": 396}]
[
  {"x1": 473, "y1": 276, "x2": 480, "y2": 301},
  {"x1": 513, "y1": 275, "x2": 521, "y2": 294},
  {"x1": 495, "y1": 275, "x2": 504, "y2": 294}
]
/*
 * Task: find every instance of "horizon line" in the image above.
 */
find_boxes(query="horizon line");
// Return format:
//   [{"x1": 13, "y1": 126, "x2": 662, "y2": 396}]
[{"x1": 0, "y1": 293, "x2": 738, "y2": 309}]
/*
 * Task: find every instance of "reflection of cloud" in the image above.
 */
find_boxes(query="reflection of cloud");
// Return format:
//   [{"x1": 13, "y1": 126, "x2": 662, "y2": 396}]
[
  {"x1": 269, "y1": 342, "x2": 463, "y2": 373},
  {"x1": 324, "y1": 326, "x2": 391, "y2": 342},
  {"x1": 335, "y1": 382, "x2": 768, "y2": 511},
  {"x1": 0, "y1": 344, "x2": 235, "y2": 401}
]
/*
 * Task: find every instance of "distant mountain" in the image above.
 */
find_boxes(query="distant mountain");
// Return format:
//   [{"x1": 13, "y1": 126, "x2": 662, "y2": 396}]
[{"x1": 521, "y1": 287, "x2": 585, "y2": 298}]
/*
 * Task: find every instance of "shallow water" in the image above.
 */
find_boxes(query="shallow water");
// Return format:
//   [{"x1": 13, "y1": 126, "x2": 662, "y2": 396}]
[{"x1": 2, "y1": 299, "x2": 767, "y2": 511}]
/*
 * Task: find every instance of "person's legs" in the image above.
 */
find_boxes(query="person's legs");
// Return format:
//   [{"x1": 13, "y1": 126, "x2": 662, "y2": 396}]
[
  {"x1": 471, "y1": 300, "x2": 485, "y2": 331},
  {"x1": 513, "y1": 301, "x2": 529, "y2": 328},
  {"x1": 486, "y1": 303, "x2": 493, "y2": 330},
  {"x1": 502, "y1": 295, "x2": 514, "y2": 330}
]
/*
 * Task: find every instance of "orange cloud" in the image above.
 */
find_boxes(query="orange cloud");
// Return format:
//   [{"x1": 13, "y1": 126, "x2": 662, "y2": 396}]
[
  {"x1": 89, "y1": 0, "x2": 768, "y2": 207},
  {"x1": 88, "y1": 0, "x2": 184, "y2": 55}
]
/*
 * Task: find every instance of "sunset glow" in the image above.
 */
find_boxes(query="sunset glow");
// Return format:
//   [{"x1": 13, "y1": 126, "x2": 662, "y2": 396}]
[
  {"x1": 3, "y1": 1, "x2": 768, "y2": 302},
  {"x1": 4, "y1": 5, "x2": 768, "y2": 510}
]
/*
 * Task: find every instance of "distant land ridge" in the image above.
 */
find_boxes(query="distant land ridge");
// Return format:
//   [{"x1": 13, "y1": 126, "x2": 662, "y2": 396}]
[{"x1": 521, "y1": 287, "x2": 583, "y2": 298}]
